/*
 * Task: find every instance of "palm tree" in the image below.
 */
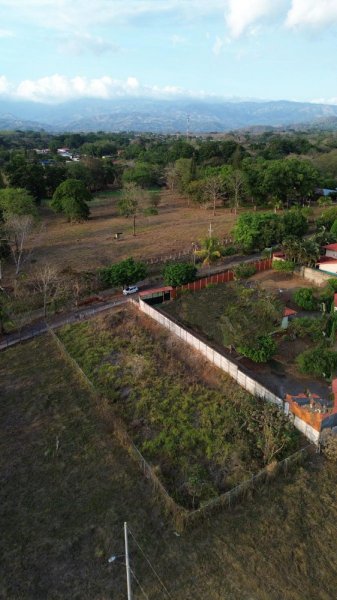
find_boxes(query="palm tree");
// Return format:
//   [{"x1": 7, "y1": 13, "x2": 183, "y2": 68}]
[{"x1": 194, "y1": 236, "x2": 223, "y2": 266}]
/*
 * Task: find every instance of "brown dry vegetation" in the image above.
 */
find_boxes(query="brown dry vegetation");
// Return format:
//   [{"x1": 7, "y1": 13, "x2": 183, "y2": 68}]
[
  {"x1": 31, "y1": 190, "x2": 238, "y2": 273},
  {"x1": 1, "y1": 327, "x2": 337, "y2": 599}
]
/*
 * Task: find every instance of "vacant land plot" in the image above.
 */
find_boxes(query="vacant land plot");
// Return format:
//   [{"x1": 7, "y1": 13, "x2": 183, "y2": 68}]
[
  {"x1": 57, "y1": 308, "x2": 300, "y2": 510},
  {"x1": 31, "y1": 190, "x2": 238, "y2": 273},
  {"x1": 1, "y1": 328, "x2": 337, "y2": 599}
]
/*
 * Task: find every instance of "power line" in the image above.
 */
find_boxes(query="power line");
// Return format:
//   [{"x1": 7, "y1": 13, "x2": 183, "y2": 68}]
[
  {"x1": 130, "y1": 567, "x2": 151, "y2": 600},
  {"x1": 128, "y1": 527, "x2": 173, "y2": 600}
]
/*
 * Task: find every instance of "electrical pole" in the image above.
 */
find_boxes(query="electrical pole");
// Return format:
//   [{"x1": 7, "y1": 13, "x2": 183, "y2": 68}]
[
  {"x1": 124, "y1": 522, "x2": 133, "y2": 600},
  {"x1": 208, "y1": 222, "x2": 213, "y2": 238}
]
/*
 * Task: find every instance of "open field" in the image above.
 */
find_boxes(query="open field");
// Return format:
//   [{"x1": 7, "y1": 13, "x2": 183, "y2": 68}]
[
  {"x1": 1, "y1": 328, "x2": 337, "y2": 599},
  {"x1": 31, "y1": 190, "x2": 239, "y2": 273}
]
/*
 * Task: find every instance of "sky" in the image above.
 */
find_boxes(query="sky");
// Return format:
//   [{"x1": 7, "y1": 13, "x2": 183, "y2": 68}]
[{"x1": 1, "y1": 0, "x2": 337, "y2": 104}]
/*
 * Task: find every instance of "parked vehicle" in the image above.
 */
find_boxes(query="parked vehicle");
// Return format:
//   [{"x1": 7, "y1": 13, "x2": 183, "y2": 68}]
[{"x1": 122, "y1": 285, "x2": 139, "y2": 296}]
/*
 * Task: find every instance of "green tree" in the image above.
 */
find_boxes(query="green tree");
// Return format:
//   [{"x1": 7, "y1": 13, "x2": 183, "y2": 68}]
[
  {"x1": 0, "y1": 188, "x2": 38, "y2": 219},
  {"x1": 194, "y1": 236, "x2": 223, "y2": 265},
  {"x1": 122, "y1": 161, "x2": 160, "y2": 188},
  {"x1": 221, "y1": 283, "x2": 282, "y2": 361},
  {"x1": 239, "y1": 335, "x2": 276, "y2": 363},
  {"x1": 51, "y1": 179, "x2": 92, "y2": 222},
  {"x1": 283, "y1": 209, "x2": 308, "y2": 237},
  {"x1": 296, "y1": 346, "x2": 337, "y2": 378},
  {"x1": 233, "y1": 212, "x2": 285, "y2": 252},
  {"x1": 293, "y1": 288, "x2": 317, "y2": 310},
  {"x1": 100, "y1": 257, "x2": 147, "y2": 288},
  {"x1": 5, "y1": 155, "x2": 46, "y2": 202},
  {"x1": 163, "y1": 263, "x2": 197, "y2": 286}
]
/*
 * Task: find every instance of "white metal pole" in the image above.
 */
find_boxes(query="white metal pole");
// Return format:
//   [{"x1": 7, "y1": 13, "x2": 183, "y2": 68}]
[{"x1": 124, "y1": 522, "x2": 132, "y2": 600}]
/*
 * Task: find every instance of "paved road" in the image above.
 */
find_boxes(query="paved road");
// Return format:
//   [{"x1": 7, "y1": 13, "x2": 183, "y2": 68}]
[
  {"x1": 0, "y1": 297, "x2": 128, "y2": 351},
  {"x1": 0, "y1": 253, "x2": 263, "y2": 351}
]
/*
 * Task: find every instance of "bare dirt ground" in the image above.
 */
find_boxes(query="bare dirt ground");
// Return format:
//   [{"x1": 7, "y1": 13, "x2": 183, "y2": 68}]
[{"x1": 31, "y1": 190, "x2": 238, "y2": 273}]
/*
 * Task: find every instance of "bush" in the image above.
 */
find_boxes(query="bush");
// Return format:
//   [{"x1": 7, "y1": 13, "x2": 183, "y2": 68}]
[
  {"x1": 283, "y1": 209, "x2": 308, "y2": 238},
  {"x1": 330, "y1": 219, "x2": 337, "y2": 239},
  {"x1": 233, "y1": 262, "x2": 257, "y2": 279},
  {"x1": 322, "y1": 432, "x2": 337, "y2": 462},
  {"x1": 293, "y1": 288, "x2": 317, "y2": 311},
  {"x1": 296, "y1": 346, "x2": 337, "y2": 378},
  {"x1": 317, "y1": 206, "x2": 337, "y2": 230},
  {"x1": 272, "y1": 259, "x2": 295, "y2": 272},
  {"x1": 163, "y1": 262, "x2": 197, "y2": 287},
  {"x1": 238, "y1": 335, "x2": 276, "y2": 363},
  {"x1": 289, "y1": 317, "x2": 325, "y2": 341},
  {"x1": 100, "y1": 257, "x2": 147, "y2": 288},
  {"x1": 221, "y1": 246, "x2": 237, "y2": 256}
]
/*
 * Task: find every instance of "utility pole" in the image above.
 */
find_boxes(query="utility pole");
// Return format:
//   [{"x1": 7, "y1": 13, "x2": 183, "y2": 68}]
[
  {"x1": 208, "y1": 222, "x2": 213, "y2": 238},
  {"x1": 124, "y1": 522, "x2": 133, "y2": 600}
]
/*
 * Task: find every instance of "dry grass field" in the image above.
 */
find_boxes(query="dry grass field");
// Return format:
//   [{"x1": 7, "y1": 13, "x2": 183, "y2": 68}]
[
  {"x1": 31, "y1": 190, "x2": 238, "y2": 273},
  {"x1": 1, "y1": 325, "x2": 337, "y2": 599}
]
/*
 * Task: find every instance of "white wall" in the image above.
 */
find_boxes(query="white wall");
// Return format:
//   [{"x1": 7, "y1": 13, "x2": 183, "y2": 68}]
[{"x1": 137, "y1": 298, "x2": 320, "y2": 445}]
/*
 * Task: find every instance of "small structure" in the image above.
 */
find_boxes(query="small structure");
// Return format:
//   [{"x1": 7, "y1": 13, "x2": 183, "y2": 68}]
[
  {"x1": 114, "y1": 232, "x2": 123, "y2": 240},
  {"x1": 286, "y1": 381, "x2": 337, "y2": 442},
  {"x1": 139, "y1": 286, "x2": 173, "y2": 305},
  {"x1": 317, "y1": 243, "x2": 337, "y2": 274},
  {"x1": 281, "y1": 307, "x2": 297, "y2": 329}
]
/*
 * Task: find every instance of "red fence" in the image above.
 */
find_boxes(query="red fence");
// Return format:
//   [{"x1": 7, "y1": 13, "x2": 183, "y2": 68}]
[{"x1": 171, "y1": 258, "x2": 272, "y2": 299}]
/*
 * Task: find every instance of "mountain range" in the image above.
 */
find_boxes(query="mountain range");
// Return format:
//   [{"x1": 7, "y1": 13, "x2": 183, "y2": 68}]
[{"x1": 1, "y1": 97, "x2": 337, "y2": 133}]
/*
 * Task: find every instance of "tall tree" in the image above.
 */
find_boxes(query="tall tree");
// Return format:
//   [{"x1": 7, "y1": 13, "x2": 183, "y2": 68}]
[{"x1": 51, "y1": 179, "x2": 92, "y2": 222}]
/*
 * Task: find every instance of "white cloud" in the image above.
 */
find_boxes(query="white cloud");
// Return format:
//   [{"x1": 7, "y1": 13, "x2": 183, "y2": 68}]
[
  {"x1": 0, "y1": 74, "x2": 211, "y2": 103},
  {"x1": 57, "y1": 32, "x2": 119, "y2": 56},
  {"x1": 286, "y1": 0, "x2": 337, "y2": 29},
  {"x1": 170, "y1": 34, "x2": 187, "y2": 46},
  {"x1": 212, "y1": 36, "x2": 224, "y2": 56},
  {"x1": 311, "y1": 97, "x2": 337, "y2": 105},
  {"x1": 0, "y1": 75, "x2": 10, "y2": 94},
  {"x1": 226, "y1": 0, "x2": 284, "y2": 38},
  {"x1": 0, "y1": 1, "x2": 226, "y2": 31}
]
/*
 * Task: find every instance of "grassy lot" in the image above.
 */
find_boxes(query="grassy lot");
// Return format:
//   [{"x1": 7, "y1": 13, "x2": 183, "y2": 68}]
[
  {"x1": 1, "y1": 329, "x2": 337, "y2": 599},
  {"x1": 30, "y1": 189, "x2": 239, "y2": 273},
  {"x1": 57, "y1": 308, "x2": 300, "y2": 509}
]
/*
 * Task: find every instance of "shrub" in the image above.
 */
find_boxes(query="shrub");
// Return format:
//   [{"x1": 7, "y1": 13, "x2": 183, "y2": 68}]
[
  {"x1": 238, "y1": 335, "x2": 276, "y2": 363},
  {"x1": 322, "y1": 432, "x2": 337, "y2": 462},
  {"x1": 289, "y1": 316, "x2": 325, "y2": 341},
  {"x1": 233, "y1": 262, "x2": 257, "y2": 279},
  {"x1": 222, "y1": 246, "x2": 237, "y2": 256},
  {"x1": 293, "y1": 288, "x2": 317, "y2": 311},
  {"x1": 330, "y1": 219, "x2": 337, "y2": 239},
  {"x1": 100, "y1": 257, "x2": 147, "y2": 288},
  {"x1": 317, "y1": 206, "x2": 337, "y2": 230},
  {"x1": 272, "y1": 259, "x2": 294, "y2": 272},
  {"x1": 163, "y1": 262, "x2": 197, "y2": 287},
  {"x1": 283, "y1": 209, "x2": 308, "y2": 238},
  {"x1": 296, "y1": 346, "x2": 337, "y2": 378}
]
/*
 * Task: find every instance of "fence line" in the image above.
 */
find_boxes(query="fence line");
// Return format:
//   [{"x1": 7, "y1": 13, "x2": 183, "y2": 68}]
[
  {"x1": 47, "y1": 323, "x2": 312, "y2": 531},
  {"x1": 47, "y1": 326, "x2": 188, "y2": 530},
  {"x1": 172, "y1": 257, "x2": 272, "y2": 298}
]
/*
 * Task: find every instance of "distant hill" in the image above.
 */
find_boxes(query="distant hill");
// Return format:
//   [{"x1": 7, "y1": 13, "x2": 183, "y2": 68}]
[{"x1": 1, "y1": 97, "x2": 337, "y2": 133}]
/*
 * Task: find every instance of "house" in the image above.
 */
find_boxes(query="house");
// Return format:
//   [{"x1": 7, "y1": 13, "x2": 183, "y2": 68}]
[
  {"x1": 286, "y1": 380, "x2": 337, "y2": 443},
  {"x1": 317, "y1": 243, "x2": 337, "y2": 275}
]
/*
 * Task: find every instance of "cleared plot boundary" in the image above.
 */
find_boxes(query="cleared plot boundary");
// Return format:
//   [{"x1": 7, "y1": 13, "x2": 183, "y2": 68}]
[{"x1": 48, "y1": 323, "x2": 311, "y2": 532}]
